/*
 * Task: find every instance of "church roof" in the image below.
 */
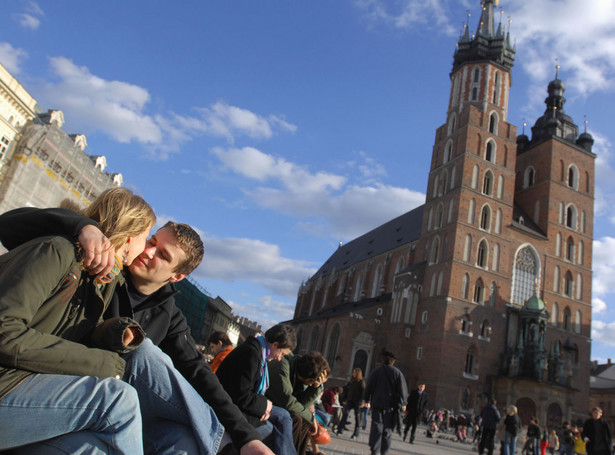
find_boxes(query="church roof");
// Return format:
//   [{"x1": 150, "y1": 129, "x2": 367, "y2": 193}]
[{"x1": 309, "y1": 205, "x2": 424, "y2": 281}]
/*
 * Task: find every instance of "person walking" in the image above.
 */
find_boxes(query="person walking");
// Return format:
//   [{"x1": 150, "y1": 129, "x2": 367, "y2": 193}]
[
  {"x1": 502, "y1": 405, "x2": 522, "y2": 455},
  {"x1": 583, "y1": 407, "x2": 612, "y2": 455},
  {"x1": 336, "y1": 368, "x2": 365, "y2": 440},
  {"x1": 364, "y1": 351, "x2": 408, "y2": 455},
  {"x1": 478, "y1": 398, "x2": 501, "y2": 455},
  {"x1": 403, "y1": 383, "x2": 428, "y2": 444}
]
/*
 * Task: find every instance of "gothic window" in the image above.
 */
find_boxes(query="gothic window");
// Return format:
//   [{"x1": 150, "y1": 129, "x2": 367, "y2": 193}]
[
  {"x1": 436, "y1": 203, "x2": 444, "y2": 228},
  {"x1": 568, "y1": 165, "x2": 579, "y2": 190},
  {"x1": 473, "y1": 278, "x2": 484, "y2": 304},
  {"x1": 485, "y1": 140, "x2": 495, "y2": 163},
  {"x1": 472, "y1": 87, "x2": 478, "y2": 101},
  {"x1": 563, "y1": 307, "x2": 572, "y2": 330},
  {"x1": 493, "y1": 71, "x2": 500, "y2": 105},
  {"x1": 354, "y1": 274, "x2": 363, "y2": 301},
  {"x1": 324, "y1": 324, "x2": 341, "y2": 368},
  {"x1": 337, "y1": 274, "x2": 346, "y2": 296},
  {"x1": 566, "y1": 237, "x2": 575, "y2": 262},
  {"x1": 474, "y1": 68, "x2": 480, "y2": 83},
  {"x1": 477, "y1": 240, "x2": 488, "y2": 268},
  {"x1": 489, "y1": 113, "x2": 498, "y2": 134},
  {"x1": 551, "y1": 302, "x2": 559, "y2": 326},
  {"x1": 444, "y1": 140, "x2": 453, "y2": 163},
  {"x1": 524, "y1": 167, "x2": 536, "y2": 188},
  {"x1": 309, "y1": 326, "x2": 320, "y2": 351},
  {"x1": 448, "y1": 115, "x2": 457, "y2": 136},
  {"x1": 462, "y1": 273, "x2": 470, "y2": 299},
  {"x1": 451, "y1": 166, "x2": 456, "y2": 189},
  {"x1": 585, "y1": 171, "x2": 590, "y2": 193},
  {"x1": 395, "y1": 258, "x2": 405, "y2": 274},
  {"x1": 511, "y1": 245, "x2": 540, "y2": 305},
  {"x1": 430, "y1": 237, "x2": 440, "y2": 264},
  {"x1": 371, "y1": 264, "x2": 383, "y2": 298},
  {"x1": 483, "y1": 170, "x2": 494, "y2": 196},
  {"x1": 480, "y1": 319, "x2": 491, "y2": 338},
  {"x1": 465, "y1": 347, "x2": 476, "y2": 375},
  {"x1": 432, "y1": 176, "x2": 439, "y2": 198},
  {"x1": 428, "y1": 207, "x2": 433, "y2": 230},
  {"x1": 566, "y1": 204, "x2": 578, "y2": 229},
  {"x1": 439, "y1": 170, "x2": 448, "y2": 195},
  {"x1": 460, "y1": 315, "x2": 472, "y2": 334},
  {"x1": 554, "y1": 266, "x2": 560, "y2": 293},
  {"x1": 564, "y1": 272, "x2": 573, "y2": 298},
  {"x1": 480, "y1": 205, "x2": 491, "y2": 231}
]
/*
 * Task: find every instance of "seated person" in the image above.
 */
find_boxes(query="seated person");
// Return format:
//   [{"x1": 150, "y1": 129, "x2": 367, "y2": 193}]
[
  {"x1": 0, "y1": 188, "x2": 155, "y2": 454},
  {"x1": 266, "y1": 351, "x2": 330, "y2": 455},
  {"x1": 216, "y1": 324, "x2": 297, "y2": 454},
  {"x1": 208, "y1": 331, "x2": 234, "y2": 373},
  {"x1": 0, "y1": 205, "x2": 274, "y2": 455}
]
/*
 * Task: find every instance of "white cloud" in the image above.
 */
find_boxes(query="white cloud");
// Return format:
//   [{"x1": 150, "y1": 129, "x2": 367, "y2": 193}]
[
  {"x1": 191, "y1": 233, "x2": 316, "y2": 299},
  {"x1": 212, "y1": 146, "x2": 425, "y2": 239},
  {"x1": 0, "y1": 43, "x2": 28, "y2": 74},
  {"x1": 593, "y1": 297, "x2": 607, "y2": 314},
  {"x1": 592, "y1": 237, "x2": 615, "y2": 298},
  {"x1": 228, "y1": 295, "x2": 296, "y2": 329},
  {"x1": 592, "y1": 320, "x2": 615, "y2": 347},
  {"x1": 12, "y1": 2, "x2": 44, "y2": 30}
]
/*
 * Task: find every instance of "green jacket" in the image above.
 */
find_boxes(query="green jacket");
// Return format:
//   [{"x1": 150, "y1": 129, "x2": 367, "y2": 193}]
[
  {"x1": 0, "y1": 236, "x2": 126, "y2": 399},
  {"x1": 266, "y1": 353, "x2": 321, "y2": 424}
]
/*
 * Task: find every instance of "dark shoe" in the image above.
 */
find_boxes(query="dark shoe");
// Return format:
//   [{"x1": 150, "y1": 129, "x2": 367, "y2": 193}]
[{"x1": 351, "y1": 435, "x2": 357, "y2": 440}]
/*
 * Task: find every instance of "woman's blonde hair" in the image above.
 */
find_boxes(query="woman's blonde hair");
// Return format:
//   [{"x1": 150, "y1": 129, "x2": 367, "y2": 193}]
[
  {"x1": 352, "y1": 368, "x2": 363, "y2": 382},
  {"x1": 506, "y1": 405, "x2": 517, "y2": 416},
  {"x1": 83, "y1": 188, "x2": 155, "y2": 249}
]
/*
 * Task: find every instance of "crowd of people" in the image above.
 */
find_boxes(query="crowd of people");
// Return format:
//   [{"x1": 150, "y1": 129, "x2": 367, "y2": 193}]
[{"x1": 0, "y1": 192, "x2": 611, "y2": 455}]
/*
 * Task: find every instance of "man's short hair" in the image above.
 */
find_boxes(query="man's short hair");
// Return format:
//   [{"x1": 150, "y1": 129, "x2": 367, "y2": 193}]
[
  {"x1": 264, "y1": 324, "x2": 297, "y2": 350},
  {"x1": 162, "y1": 221, "x2": 204, "y2": 275},
  {"x1": 296, "y1": 351, "x2": 331, "y2": 381},
  {"x1": 383, "y1": 351, "x2": 397, "y2": 365},
  {"x1": 207, "y1": 331, "x2": 232, "y2": 347}
]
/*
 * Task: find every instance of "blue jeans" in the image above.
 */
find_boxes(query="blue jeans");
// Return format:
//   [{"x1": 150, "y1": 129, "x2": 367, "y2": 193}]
[
  {"x1": 0, "y1": 373, "x2": 143, "y2": 454},
  {"x1": 256, "y1": 405, "x2": 296, "y2": 455},
  {"x1": 503, "y1": 432, "x2": 518, "y2": 455},
  {"x1": 122, "y1": 338, "x2": 224, "y2": 455}
]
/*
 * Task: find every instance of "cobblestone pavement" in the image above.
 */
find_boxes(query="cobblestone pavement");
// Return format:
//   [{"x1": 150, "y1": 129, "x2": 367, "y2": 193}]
[{"x1": 320, "y1": 424, "x2": 481, "y2": 455}]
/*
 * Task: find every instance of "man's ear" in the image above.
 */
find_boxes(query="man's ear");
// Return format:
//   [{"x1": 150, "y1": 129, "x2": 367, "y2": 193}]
[{"x1": 169, "y1": 273, "x2": 187, "y2": 283}]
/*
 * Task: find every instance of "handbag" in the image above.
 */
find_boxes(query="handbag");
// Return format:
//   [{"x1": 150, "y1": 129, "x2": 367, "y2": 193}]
[{"x1": 313, "y1": 421, "x2": 331, "y2": 445}]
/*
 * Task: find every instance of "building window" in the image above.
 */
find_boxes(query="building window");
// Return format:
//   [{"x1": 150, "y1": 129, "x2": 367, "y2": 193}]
[
  {"x1": 524, "y1": 167, "x2": 536, "y2": 188},
  {"x1": 477, "y1": 240, "x2": 488, "y2": 268},
  {"x1": 465, "y1": 347, "x2": 476, "y2": 375},
  {"x1": 474, "y1": 68, "x2": 480, "y2": 83},
  {"x1": 471, "y1": 165, "x2": 479, "y2": 189},
  {"x1": 563, "y1": 307, "x2": 572, "y2": 330},
  {"x1": 554, "y1": 266, "x2": 560, "y2": 293},
  {"x1": 460, "y1": 315, "x2": 472, "y2": 335},
  {"x1": 489, "y1": 113, "x2": 498, "y2": 134},
  {"x1": 444, "y1": 140, "x2": 453, "y2": 163},
  {"x1": 324, "y1": 324, "x2": 340, "y2": 369},
  {"x1": 430, "y1": 237, "x2": 440, "y2": 264},
  {"x1": 483, "y1": 171, "x2": 493, "y2": 196},
  {"x1": 371, "y1": 264, "x2": 383, "y2": 298},
  {"x1": 472, "y1": 87, "x2": 478, "y2": 101},
  {"x1": 436, "y1": 203, "x2": 444, "y2": 228},
  {"x1": 417, "y1": 347, "x2": 423, "y2": 360},
  {"x1": 480, "y1": 320, "x2": 491, "y2": 339},
  {"x1": 462, "y1": 273, "x2": 470, "y2": 299},
  {"x1": 485, "y1": 140, "x2": 496, "y2": 163},
  {"x1": 421, "y1": 311, "x2": 428, "y2": 324},
  {"x1": 564, "y1": 272, "x2": 574, "y2": 298},
  {"x1": 0, "y1": 136, "x2": 9, "y2": 161},
  {"x1": 353, "y1": 274, "x2": 363, "y2": 302},
  {"x1": 492, "y1": 244, "x2": 500, "y2": 272},
  {"x1": 566, "y1": 204, "x2": 577, "y2": 229},
  {"x1": 511, "y1": 245, "x2": 540, "y2": 305},
  {"x1": 480, "y1": 205, "x2": 491, "y2": 231},
  {"x1": 473, "y1": 278, "x2": 484, "y2": 304},
  {"x1": 568, "y1": 165, "x2": 579, "y2": 189},
  {"x1": 566, "y1": 237, "x2": 575, "y2": 263}
]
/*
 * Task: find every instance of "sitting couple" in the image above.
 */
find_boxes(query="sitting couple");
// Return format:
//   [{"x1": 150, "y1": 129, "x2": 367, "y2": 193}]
[{"x1": 0, "y1": 189, "x2": 273, "y2": 455}]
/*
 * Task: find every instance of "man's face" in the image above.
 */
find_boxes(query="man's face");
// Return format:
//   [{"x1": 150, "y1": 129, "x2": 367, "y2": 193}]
[
  {"x1": 418, "y1": 384, "x2": 426, "y2": 392},
  {"x1": 129, "y1": 227, "x2": 187, "y2": 289},
  {"x1": 593, "y1": 409, "x2": 603, "y2": 420}
]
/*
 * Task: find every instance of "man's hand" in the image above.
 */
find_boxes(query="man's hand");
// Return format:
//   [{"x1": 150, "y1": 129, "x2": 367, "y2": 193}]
[
  {"x1": 239, "y1": 440, "x2": 274, "y2": 455},
  {"x1": 309, "y1": 417, "x2": 319, "y2": 435},
  {"x1": 260, "y1": 399, "x2": 273, "y2": 422},
  {"x1": 78, "y1": 224, "x2": 116, "y2": 277}
]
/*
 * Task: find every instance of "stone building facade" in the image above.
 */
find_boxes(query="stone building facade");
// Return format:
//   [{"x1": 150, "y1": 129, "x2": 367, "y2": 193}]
[{"x1": 290, "y1": 0, "x2": 594, "y2": 427}]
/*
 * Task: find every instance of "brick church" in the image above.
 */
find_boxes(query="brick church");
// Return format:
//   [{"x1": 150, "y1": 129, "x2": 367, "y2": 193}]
[{"x1": 290, "y1": 0, "x2": 595, "y2": 426}]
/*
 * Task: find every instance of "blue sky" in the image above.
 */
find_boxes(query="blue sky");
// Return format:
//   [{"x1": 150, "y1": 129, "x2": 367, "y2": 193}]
[{"x1": 2, "y1": 0, "x2": 615, "y2": 361}]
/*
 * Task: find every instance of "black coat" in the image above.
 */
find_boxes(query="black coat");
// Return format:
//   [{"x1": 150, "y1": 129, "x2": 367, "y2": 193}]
[
  {"x1": 216, "y1": 336, "x2": 268, "y2": 427},
  {"x1": 583, "y1": 417, "x2": 613, "y2": 455},
  {"x1": 406, "y1": 389, "x2": 428, "y2": 419},
  {"x1": 0, "y1": 207, "x2": 262, "y2": 449}
]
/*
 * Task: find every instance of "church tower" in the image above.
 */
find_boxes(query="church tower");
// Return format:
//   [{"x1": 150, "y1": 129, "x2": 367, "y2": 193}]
[{"x1": 414, "y1": 0, "x2": 519, "y2": 407}]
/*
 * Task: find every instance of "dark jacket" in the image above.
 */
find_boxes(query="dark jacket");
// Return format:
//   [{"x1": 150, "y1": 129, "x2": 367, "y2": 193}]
[
  {"x1": 504, "y1": 413, "x2": 522, "y2": 436},
  {"x1": 582, "y1": 417, "x2": 612, "y2": 455},
  {"x1": 364, "y1": 364, "x2": 408, "y2": 410},
  {"x1": 344, "y1": 380, "x2": 365, "y2": 406},
  {"x1": 479, "y1": 403, "x2": 501, "y2": 430},
  {"x1": 406, "y1": 388, "x2": 428, "y2": 419},
  {"x1": 0, "y1": 207, "x2": 261, "y2": 448},
  {"x1": 216, "y1": 336, "x2": 269, "y2": 427},
  {"x1": 0, "y1": 236, "x2": 125, "y2": 399}
]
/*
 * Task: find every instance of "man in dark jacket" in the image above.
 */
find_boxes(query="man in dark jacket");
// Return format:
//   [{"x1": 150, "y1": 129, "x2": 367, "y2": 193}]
[
  {"x1": 0, "y1": 207, "x2": 273, "y2": 455},
  {"x1": 403, "y1": 383, "x2": 428, "y2": 443},
  {"x1": 364, "y1": 351, "x2": 408, "y2": 455},
  {"x1": 478, "y1": 398, "x2": 501, "y2": 455},
  {"x1": 583, "y1": 407, "x2": 612, "y2": 455}
]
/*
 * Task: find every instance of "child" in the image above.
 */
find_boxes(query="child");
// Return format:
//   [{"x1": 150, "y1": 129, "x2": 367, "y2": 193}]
[{"x1": 573, "y1": 426, "x2": 586, "y2": 455}]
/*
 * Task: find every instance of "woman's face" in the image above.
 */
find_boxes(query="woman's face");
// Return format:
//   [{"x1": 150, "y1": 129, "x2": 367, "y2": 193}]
[{"x1": 122, "y1": 228, "x2": 151, "y2": 266}]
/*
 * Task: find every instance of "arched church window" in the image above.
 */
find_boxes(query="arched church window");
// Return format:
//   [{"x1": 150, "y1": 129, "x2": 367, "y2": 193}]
[
  {"x1": 444, "y1": 140, "x2": 453, "y2": 163},
  {"x1": 480, "y1": 205, "x2": 491, "y2": 231},
  {"x1": 462, "y1": 273, "x2": 470, "y2": 299},
  {"x1": 477, "y1": 240, "x2": 488, "y2": 268},
  {"x1": 324, "y1": 324, "x2": 341, "y2": 368},
  {"x1": 511, "y1": 245, "x2": 540, "y2": 305},
  {"x1": 563, "y1": 307, "x2": 572, "y2": 330},
  {"x1": 485, "y1": 140, "x2": 496, "y2": 163},
  {"x1": 483, "y1": 171, "x2": 493, "y2": 196},
  {"x1": 465, "y1": 347, "x2": 476, "y2": 374},
  {"x1": 489, "y1": 113, "x2": 498, "y2": 134},
  {"x1": 474, "y1": 68, "x2": 480, "y2": 83},
  {"x1": 566, "y1": 205, "x2": 577, "y2": 229},
  {"x1": 564, "y1": 272, "x2": 573, "y2": 298},
  {"x1": 472, "y1": 87, "x2": 478, "y2": 101},
  {"x1": 371, "y1": 264, "x2": 383, "y2": 298},
  {"x1": 524, "y1": 167, "x2": 535, "y2": 188},
  {"x1": 566, "y1": 237, "x2": 575, "y2": 263},
  {"x1": 473, "y1": 278, "x2": 484, "y2": 304},
  {"x1": 568, "y1": 165, "x2": 579, "y2": 190}
]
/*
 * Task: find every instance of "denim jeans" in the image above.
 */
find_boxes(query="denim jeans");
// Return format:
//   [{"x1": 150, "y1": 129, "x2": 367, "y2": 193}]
[
  {"x1": 0, "y1": 373, "x2": 143, "y2": 454},
  {"x1": 369, "y1": 408, "x2": 395, "y2": 455},
  {"x1": 254, "y1": 406, "x2": 296, "y2": 455},
  {"x1": 122, "y1": 338, "x2": 224, "y2": 455},
  {"x1": 503, "y1": 432, "x2": 518, "y2": 455}
]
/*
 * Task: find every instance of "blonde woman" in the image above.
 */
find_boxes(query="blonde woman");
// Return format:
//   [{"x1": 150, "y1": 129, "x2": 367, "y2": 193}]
[
  {"x1": 503, "y1": 405, "x2": 523, "y2": 455},
  {"x1": 0, "y1": 188, "x2": 155, "y2": 455}
]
